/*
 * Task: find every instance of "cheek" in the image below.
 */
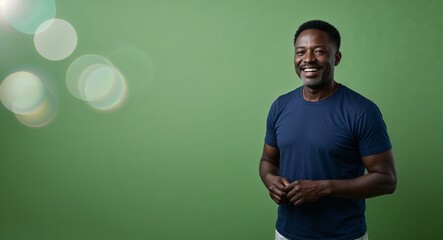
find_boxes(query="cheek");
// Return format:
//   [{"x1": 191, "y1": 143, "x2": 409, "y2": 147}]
[
  {"x1": 294, "y1": 57, "x2": 302, "y2": 66},
  {"x1": 294, "y1": 60, "x2": 301, "y2": 70}
]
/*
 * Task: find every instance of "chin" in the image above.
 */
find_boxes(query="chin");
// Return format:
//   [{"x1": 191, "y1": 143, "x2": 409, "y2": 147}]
[{"x1": 301, "y1": 78, "x2": 324, "y2": 88}]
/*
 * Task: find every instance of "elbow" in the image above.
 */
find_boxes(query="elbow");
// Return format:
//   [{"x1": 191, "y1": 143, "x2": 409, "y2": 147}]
[{"x1": 386, "y1": 175, "x2": 397, "y2": 194}]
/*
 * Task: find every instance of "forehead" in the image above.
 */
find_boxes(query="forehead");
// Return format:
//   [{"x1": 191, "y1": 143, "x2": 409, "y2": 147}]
[{"x1": 295, "y1": 29, "x2": 334, "y2": 48}]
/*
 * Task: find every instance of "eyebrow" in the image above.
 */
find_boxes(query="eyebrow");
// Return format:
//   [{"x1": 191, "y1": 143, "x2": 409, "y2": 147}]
[{"x1": 295, "y1": 45, "x2": 327, "y2": 49}]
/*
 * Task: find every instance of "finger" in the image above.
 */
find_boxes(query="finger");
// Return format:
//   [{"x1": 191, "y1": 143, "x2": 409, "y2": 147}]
[
  {"x1": 288, "y1": 189, "x2": 302, "y2": 204},
  {"x1": 273, "y1": 189, "x2": 287, "y2": 199},
  {"x1": 270, "y1": 193, "x2": 282, "y2": 204},
  {"x1": 294, "y1": 198, "x2": 304, "y2": 206},
  {"x1": 274, "y1": 185, "x2": 290, "y2": 198},
  {"x1": 284, "y1": 184, "x2": 295, "y2": 193},
  {"x1": 269, "y1": 185, "x2": 286, "y2": 196},
  {"x1": 281, "y1": 178, "x2": 290, "y2": 186},
  {"x1": 287, "y1": 180, "x2": 299, "y2": 186},
  {"x1": 276, "y1": 180, "x2": 289, "y2": 191},
  {"x1": 286, "y1": 185, "x2": 301, "y2": 199},
  {"x1": 276, "y1": 185, "x2": 286, "y2": 192},
  {"x1": 286, "y1": 188, "x2": 296, "y2": 199},
  {"x1": 288, "y1": 192, "x2": 298, "y2": 203},
  {"x1": 284, "y1": 181, "x2": 297, "y2": 192},
  {"x1": 273, "y1": 195, "x2": 289, "y2": 205}
]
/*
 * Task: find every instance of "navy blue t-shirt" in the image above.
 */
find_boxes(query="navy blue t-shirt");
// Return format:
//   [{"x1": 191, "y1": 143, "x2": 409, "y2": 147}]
[{"x1": 265, "y1": 85, "x2": 391, "y2": 240}]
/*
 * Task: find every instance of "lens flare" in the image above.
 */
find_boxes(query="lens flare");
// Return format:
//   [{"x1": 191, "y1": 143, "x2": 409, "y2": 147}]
[
  {"x1": 84, "y1": 65, "x2": 127, "y2": 111},
  {"x1": 34, "y1": 18, "x2": 77, "y2": 61},
  {"x1": 67, "y1": 54, "x2": 113, "y2": 100},
  {"x1": 67, "y1": 55, "x2": 128, "y2": 111},
  {"x1": 0, "y1": 71, "x2": 57, "y2": 127},
  {"x1": 15, "y1": 93, "x2": 56, "y2": 127},
  {"x1": 0, "y1": 71, "x2": 45, "y2": 114},
  {"x1": 0, "y1": 0, "x2": 56, "y2": 34}
]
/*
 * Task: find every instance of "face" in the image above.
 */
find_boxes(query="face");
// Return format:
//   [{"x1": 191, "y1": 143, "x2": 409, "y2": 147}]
[{"x1": 294, "y1": 29, "x2": 341, "y2": 89}]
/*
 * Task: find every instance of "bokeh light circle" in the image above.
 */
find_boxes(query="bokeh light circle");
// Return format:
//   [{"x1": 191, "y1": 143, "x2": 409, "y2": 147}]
[
  {"x1": 15, "y1": 92, "x2": 57, "y2": 127},
  {"x1": 0, "y1": 0, "x2": 56, "y2": 34},
  {"x1": 0, "y1": 71, "x2": 46, "y2": 114},
  {"x1": 34, "y1": 18, "x2": 77, "y2": 61},
  {"x1": 67, "y1": 55, "x2": 128, "y2": 111},
  {"x1": 80, "y1": 64, "x2": 116, "y2": 101},
  {"x1": 0, "y1": 71, "x2": 57, "y2": 127},
  {"x1": 67, "y1": 55, "x2": 113, "y2": 100},
  {"x1": 84, "y1": 65, "x2": 127, "y2": 111}
]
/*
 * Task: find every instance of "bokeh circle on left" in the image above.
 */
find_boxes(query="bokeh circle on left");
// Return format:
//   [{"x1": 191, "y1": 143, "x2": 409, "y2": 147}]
[
  {"x1": 0, "y1": 71, "x2": 57, "y2": 127},
  {"x1": 0, "y1": 71, "x2": 45, "y2": 114},
  {"x1": 0, "y1": 0, "x2": 56, "y2": 34},
  {"x1": 14, "y1": 92, "x2": 56, "y2": 127}
]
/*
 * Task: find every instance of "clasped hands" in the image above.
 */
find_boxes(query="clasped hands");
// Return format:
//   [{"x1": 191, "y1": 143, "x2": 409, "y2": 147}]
[{"x1": 267, "y1": 176, "x2": 327, "y2": 206}]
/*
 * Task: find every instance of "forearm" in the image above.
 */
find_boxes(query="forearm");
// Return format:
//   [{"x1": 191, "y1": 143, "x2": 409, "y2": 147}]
[
  {"x1": 259, "y1": 157, "x2": 290, "y2": 205},
  {"x1": 259, "y1": 159, "x2": 280, "y2": 187},
  {"x1": 324, "y1": 172, "x2": 397, "y2": 199}
]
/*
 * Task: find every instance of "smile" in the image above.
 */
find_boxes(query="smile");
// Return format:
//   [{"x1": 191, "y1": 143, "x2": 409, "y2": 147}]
[{"x1": 302, "y1": 68, "x2": 320, "y2": 72}]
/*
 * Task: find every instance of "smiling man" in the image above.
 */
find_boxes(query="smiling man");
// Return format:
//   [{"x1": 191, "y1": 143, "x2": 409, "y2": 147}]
[{"x1": 259, "y1": 20, "x2": 397, "y2": 240}]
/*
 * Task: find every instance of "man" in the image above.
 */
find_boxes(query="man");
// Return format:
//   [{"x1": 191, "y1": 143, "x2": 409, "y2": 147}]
[{"x1": 259, "y1": 20, "x2": 397, "y2": 240}]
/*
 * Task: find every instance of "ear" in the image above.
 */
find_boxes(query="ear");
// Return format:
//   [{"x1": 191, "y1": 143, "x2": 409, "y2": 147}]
[{"x1": 334, "y1": 51, "x2": 342, "y2": 66}]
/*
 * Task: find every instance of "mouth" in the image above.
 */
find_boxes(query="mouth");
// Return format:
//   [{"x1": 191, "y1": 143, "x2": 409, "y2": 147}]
[
  {"x1": 299, "y1": 66, "x2": 323, "y2": 79},
  {"x1": 301, "y1": 66, "x2": 321, "y2": 73}
]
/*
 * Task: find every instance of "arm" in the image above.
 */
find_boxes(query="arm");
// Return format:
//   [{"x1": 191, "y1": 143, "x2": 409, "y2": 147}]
[
  {"x1": 286, "y1": 149, "x2": 397, "y2": 206},
  {"x1": 259, "y1": 144, "x2": 290, "y2": 205}
]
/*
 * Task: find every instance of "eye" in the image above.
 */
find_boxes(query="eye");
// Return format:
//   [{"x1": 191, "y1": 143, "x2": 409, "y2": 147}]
[
  {"x1": 314, "y1": 49, "x2": 326, "y2": 55},
  {"x1": 295, "y1": 50, "x2": 305, "y2": 56}
]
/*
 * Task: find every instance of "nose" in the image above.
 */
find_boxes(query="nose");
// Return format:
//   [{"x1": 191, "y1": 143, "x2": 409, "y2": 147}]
[{"x1": 303, "y1": 50, "x2": 315, "y2": 63}]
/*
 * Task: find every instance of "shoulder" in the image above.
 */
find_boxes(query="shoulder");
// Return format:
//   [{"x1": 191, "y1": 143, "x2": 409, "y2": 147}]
[
  {"x1": 266, "y1": 87, "x2": 300, "y2": 121},
  {"x1": 271, "y1": 87, "x2": 301, "y2": 109},
  {"x1": 340, "y1": 85, "x2": 375, "y2": 106},
  {"x1": 339, "y1": 85, "x2": 379, "y2": 113}
]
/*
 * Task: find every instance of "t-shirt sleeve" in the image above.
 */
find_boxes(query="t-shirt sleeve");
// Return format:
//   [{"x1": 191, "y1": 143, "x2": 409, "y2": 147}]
[
  {"x1": 355, "y1": 104, "x2": 392, "y2": 157},
  {"x1": 265, "y1": 100, "x2": 278, "y2": 147}
]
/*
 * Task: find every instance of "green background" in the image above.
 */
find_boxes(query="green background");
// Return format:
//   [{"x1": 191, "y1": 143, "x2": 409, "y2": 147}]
[{"x1": 1, "y1": 0, "x2": 442, "y2": 239}]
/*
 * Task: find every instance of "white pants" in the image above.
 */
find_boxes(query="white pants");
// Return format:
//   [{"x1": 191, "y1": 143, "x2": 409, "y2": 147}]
[{"x1": 275, "y1": 229, "x2": 369, "y2": 240}]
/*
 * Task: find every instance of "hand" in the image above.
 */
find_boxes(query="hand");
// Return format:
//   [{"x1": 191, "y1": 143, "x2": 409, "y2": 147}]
[
  {"x1": 265, "y1": 175, "x2": 290, "y2": 205},
  {"x1": 285, "y1": 180, "x2": 328, "y2": 206}
]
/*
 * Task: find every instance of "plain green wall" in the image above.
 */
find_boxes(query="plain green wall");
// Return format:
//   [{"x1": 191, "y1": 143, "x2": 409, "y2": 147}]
[{"x1": 1, "y1": 0, "x2": 442, "y2": 239}]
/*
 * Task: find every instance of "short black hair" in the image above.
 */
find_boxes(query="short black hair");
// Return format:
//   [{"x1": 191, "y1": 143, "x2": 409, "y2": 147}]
[{"x1": 294, "y1": 20, "x2": 341, "y2": 50}]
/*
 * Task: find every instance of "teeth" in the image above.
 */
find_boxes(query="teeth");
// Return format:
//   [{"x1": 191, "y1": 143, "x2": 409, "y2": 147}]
[{"x1": 304, "y1": 68, "x2": 319, "y2": 72}]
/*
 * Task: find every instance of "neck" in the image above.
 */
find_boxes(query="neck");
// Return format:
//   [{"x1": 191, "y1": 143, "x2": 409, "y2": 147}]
[{"x1": 302, "y1": 81, "x2": 340, "y2": 102}]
